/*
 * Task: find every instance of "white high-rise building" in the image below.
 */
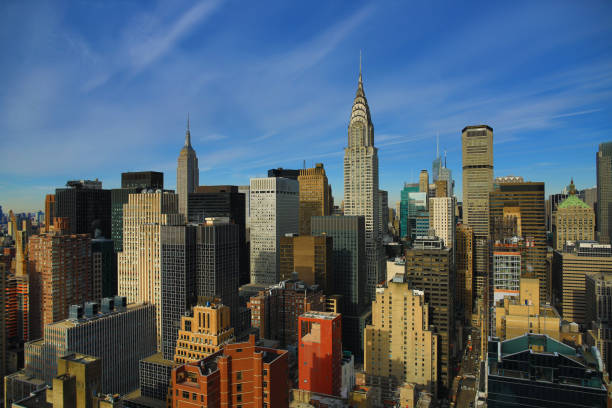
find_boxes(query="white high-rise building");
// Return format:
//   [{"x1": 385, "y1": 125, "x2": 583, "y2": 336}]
[
  {"x1": 430, "y1": 196, "x2": 456, "y2": 250},
  {"x1": 117, "y1": 191, "x2": 183, "y2": 347},
  {"x1": 177, "y1": 116, "x2": 199, "y2": 216},
  {"x1": 249, "y1": 177, "x2": 299, "y2": 285},
  {"x1": 343, "y1": 62, "x2": 385, "y2": 302}
]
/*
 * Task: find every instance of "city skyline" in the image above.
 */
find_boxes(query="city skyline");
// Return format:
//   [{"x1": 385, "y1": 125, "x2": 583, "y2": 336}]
[{"x1": 2, "y1": 1, "x2": 612, "y2": 212}]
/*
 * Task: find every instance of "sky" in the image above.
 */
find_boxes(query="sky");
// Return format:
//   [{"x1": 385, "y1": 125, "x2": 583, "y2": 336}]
[{"x1": 1, "y1": 1, "x2": 611, "y2": 213}]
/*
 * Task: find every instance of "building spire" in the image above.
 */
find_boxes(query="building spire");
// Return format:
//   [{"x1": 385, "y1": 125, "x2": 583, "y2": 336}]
[
  {"x1": 436, "y1": 132, "x2": 440, "y2": 159},
  {"x1": 359, "y1": 50, "x2": 363, "y2": 86},
  {"x1": 185, "y1": 113, "x2": 191, "y2": 147}
]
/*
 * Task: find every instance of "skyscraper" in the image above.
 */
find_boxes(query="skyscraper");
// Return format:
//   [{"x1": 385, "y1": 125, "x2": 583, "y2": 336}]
[
  {"x1": 597, "y1": 142, "x2": 612, "y2": 244},
  {"x1": 343, "y1": 63, "x2": 384, "y2": 303},
  {"x1": 298, "y1": 311, "x2": 342, "y2": 396},
  {"x1": 44, "y1": 194, "x2": 54, "y2": 232},
  {"x1": 249, "y1": 177, "x2": 299, "y2": 285},
  {"x1": 121, "y1": 171, "x2": 164, "y2": 190},
  {"x1": 419, "y1": 170, "x2": 429, "y2": 196},
  {"x1": 456, "y1": 224, "x2": 474, "y2": 323},
  {"x1": 176, "y1": 116, "x2": 199, "y2": 217},
  {"x1": 298, "y1": 163, "x2": 330, "y2": 235},
  {"x1": 430, "y1": 197, "x2": 456, "y2": 250},
  {"x1": 117, "y1": 191, "x2": 183, "y2": 345},
  {"x1": 405, "y1": 235, "x2": 453, "y2": 393},
  {"x1": 462, "y1": 125, "x2": 493, "y2": 316},
  {"x1": 312, "y1": 215, "x2": 367, "y2": 358}
]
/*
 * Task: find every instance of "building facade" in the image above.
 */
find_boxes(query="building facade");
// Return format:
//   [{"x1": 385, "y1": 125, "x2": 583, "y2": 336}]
[
  {"x1": 249, "y1": 177, "x2": 299, "y2": 285},
  {"x1": 597, "y1": 142, "x2": 612, "y2": 244},
  {"x1": 298, "y1": 312, "x2": 342, "y2": 397},
  {"x1": 54, "y1": 180, "x2": 111, "y2": 238},
  {"x1": 456, "y1": 224, "x2": 474, "y2": 324},
  {"x1": 461, "y1": 125, "x2": 493, "y2": 308},
  {"x1": 298, "y1": 163, "x2": 330, "y2": 236},
  {"x1": 553, "y1": 241, "x2": 612, "y2": 324},
  {"x1": 429, "y1": 197, "x2": 456, "y2": 250},
  {"x1": 554, "y1": 180, "x2": 595, "y2": 250},
  {"x1": 23, "y1": 299, "x2": 156, "y2": 395},
  {"x1": 121, "y1": 171, "x2": 164, "y2": 190},
  {"x1": 174, "y1": 303, "x2": 235, "y2": 364},
  {"x1": 118, "y1": 191, "x2": 183, "y2": 346},
  {"x1": 169, "y1": 335, "x2": 289, "y2": 407},
  {"x1": 405, "y1": 236, "x2": 452, "y2": 393},
  {"x1": 28, "y1": 231, "x2": 92, "y2": 339},
  {"x1": 364, "y1": 275, "x2": 438, "y2": 397},
  {"x1": 279, "y1": 234, "x2": 333, "y2": 294}
]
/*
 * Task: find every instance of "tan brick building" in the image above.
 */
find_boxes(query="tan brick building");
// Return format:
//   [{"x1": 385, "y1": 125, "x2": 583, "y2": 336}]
[
  {"x1": 553, "y1": 180, "x2": 595, "y2": 250},
  {"x1": 364, "y1": 275, "x2": 438, "y2": 397}
]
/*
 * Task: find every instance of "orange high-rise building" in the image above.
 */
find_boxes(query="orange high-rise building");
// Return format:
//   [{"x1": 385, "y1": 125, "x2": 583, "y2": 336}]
[
  {"x1": 28, "y1": 230, "x2": 91, "y2": 339},
  {"x1": 44, "y1": 194, "x2": 55, "y2": 232},
  {"x1": 5, "y1": 273, "x2": 29, "y2": 343},
  {"x1": 174, "y1": 303, "x2": 235, "y2": 364},
  {"x1": 170, "y1": 334, "x2": 289, "y2": 408},
  {"x1": 298, "y1": 311, "x2": 342, "y2": 397}
]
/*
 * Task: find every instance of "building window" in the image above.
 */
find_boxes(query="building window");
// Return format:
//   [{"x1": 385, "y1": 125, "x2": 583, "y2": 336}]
[
  {"x1": 237, "y1": 371, "x2": 242, "y2": 380},
  {"x1": 182, "y1": 391, "x2": 189, "y2": 399}
]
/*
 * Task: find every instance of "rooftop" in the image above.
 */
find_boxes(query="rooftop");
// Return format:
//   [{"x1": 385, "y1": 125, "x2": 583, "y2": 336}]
[
  {"x1": 123, "y1": 389, "x2": 167, "y2": 408},
  {"x1": 558, "y1": 194, "x2": 591, "y2": 209},
  {"x1": 142, "y1": 352, "x2": 180, "y2": 368},
  {"x1": 301, "y1": 311, "x2": 340, "y2": 320}
]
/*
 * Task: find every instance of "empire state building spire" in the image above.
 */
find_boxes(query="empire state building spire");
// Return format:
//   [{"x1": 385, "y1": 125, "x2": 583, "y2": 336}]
[{"x1": 177, "y1": 114, "x2": 199, "y2": 216}]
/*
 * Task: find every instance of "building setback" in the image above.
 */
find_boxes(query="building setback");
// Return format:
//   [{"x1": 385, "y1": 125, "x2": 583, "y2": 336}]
[
  {"x1": 169, "y1": 335, "x2": 289, "y2": 407},
  {"x1": 22, "y1": 299, "x2": 156, "y2": 395},
  {"x1": 364, "y1": 275, "x2": 438, "y2": 398},
  {"x1": 298, "y1": 312, "x2": 342, "y2": 397},
  {"x1": 174, "y1": 303, "x2": 234, "y2": 364}
]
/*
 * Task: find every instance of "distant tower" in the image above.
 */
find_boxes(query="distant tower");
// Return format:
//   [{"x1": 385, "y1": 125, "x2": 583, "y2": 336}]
[
  {"x1": 343, "y1": 54, "x2": 384, "y2": 303},
  {"x1": 597, "y1": 142, "x2": 612, "y2": 244},
  {"x1": 177, "y1": 115, "x2": 199, "y2": 216}
]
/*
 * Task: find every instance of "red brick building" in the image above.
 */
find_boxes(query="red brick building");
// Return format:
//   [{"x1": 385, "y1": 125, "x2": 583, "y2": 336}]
[
  {"x1": 298, "y1": 311, "x2": 342, "y2": 396},
  {"x1": 28, "y1": 227, "x2": 92, "y2": 339},
  {"x1": 170, "y1": 335, "x2": 289, "y2": 408}
]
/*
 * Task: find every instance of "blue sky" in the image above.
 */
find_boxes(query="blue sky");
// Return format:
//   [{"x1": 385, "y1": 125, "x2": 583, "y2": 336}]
[{"x1": 1, "y1": 1, "x2": 611, "y2": 213}]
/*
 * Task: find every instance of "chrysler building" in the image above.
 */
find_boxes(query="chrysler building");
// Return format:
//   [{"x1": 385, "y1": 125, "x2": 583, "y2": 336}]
[{"x1": 343, "y1": 59, "x2": 385, "y2": 301}]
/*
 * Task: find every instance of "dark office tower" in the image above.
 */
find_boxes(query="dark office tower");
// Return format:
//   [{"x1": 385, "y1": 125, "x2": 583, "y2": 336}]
[
  {"x1": 110, "y1": 188, "x2": 138, "y2": 253},
  {"x1": 490, "y1": 179, "x2": 547, "y2": 303},
  {"x1": 462, "y1": 125, "x2": 493, "y2": 300},
  {"x1": 405, "y1": 235, "x2": 453, "y2": 394},
  {"x1": 195, "y1": 219, "x2": 240, "y2": 330},
  {"x1": 112, "y1": 173, "x2": 164, "y2": 254},
  {"x1": 597, "y1": 142, "x2": 612, "y2": 244},
  {"x1": 188, "y1": 185, "x2": 247, "y2": 285},
  {"x1": 160, "y1": 225, "x2": 196, "y2": 360},
  {"x1": 91, "y1": 237, "x2": 116, "y2": 299},
  {"x1": 268, "y1": 168, "x2": 300, "y2": 180},
  {"x1": 312, "y1": 216, "x2": 367, "y2": 358},
  {"x1": 55, "y1": 180, "x2": 111, "y2": 239},
  {"x1": 121, "y1": 171, "x2": 164, "y2": 190}
]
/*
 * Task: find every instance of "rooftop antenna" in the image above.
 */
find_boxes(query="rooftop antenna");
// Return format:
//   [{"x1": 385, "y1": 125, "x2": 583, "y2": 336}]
[
  {"x1": 444, "y1": 149, "x2": 447, "y2": 168},
  {"x1": 436, "y1": 132, "x2": 439, "y2": 159},
  {"x1": 303, "y1": 160, "x2": 306, "y2": 170}
]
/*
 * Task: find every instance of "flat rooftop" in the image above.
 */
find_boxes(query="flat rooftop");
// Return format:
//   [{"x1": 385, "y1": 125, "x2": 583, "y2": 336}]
[
  {"x1": 301, "y1": 311, "x2": 339, "y2": 320},
  {"x1": 142, "y1": 352, "x2": 180, "y2": 368}
]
